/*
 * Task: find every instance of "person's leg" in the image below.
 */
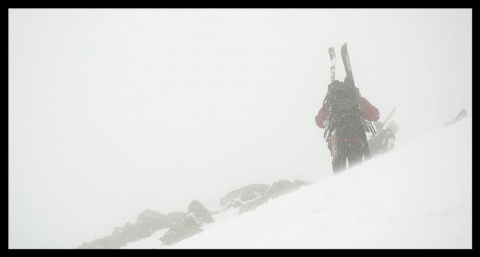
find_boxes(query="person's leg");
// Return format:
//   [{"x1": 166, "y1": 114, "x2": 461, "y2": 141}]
[
  {"x1": 332, "y1": 140, "x2": 347, "y2": 173},
  {"x1": 346, "y1": 142, "x2": 364, "y2": 169}
]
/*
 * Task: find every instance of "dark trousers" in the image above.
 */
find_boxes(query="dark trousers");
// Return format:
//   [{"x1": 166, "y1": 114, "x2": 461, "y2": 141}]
[{"x1": 331, "y1": 141, "x2": 365, "y2": 173}]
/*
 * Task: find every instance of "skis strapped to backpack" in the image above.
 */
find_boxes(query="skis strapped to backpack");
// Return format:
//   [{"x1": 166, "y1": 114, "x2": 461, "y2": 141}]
[
  {"x1": 323, "y1": 43, "x2": 372, "y2": 160},
  {"x1": 341, "y1": 43, "x2": 370, "y2": 159},
  {"x1": 323, "y1": 47, "x2": 337, "y2": 140},
  {"x1": 329, "y1": 47, "x2": 336, "y2": 83},
  {"x1": 340, "y1": 43, "x2": 372, "y2": 159}
]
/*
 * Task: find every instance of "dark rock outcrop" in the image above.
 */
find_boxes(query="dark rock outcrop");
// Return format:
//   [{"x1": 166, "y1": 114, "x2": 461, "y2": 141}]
[
  {"x1": 77, "y1": 209, "x2": 173, "y2": 249},
  {"x1": 78, "y1": 179, "x2": 308, "y2": 248},
  {"x1": 188, "y1": 200, "x2": 214, "y2": 224},
  {"x1": 220, "y1": 184, "x2": 270, "y2": 211},
  {"x1": 166, "y1": 211, "x2": 186, "y2": 227},
  {"x1": 135, "y1": 209, "x2": 169, "y2": 238},
  {"x1": 239, "y1": 179, "x2": 307, "y2": 214},
  {"x1": 160, "y1": 200, "x2": 214, "y2": 245}
]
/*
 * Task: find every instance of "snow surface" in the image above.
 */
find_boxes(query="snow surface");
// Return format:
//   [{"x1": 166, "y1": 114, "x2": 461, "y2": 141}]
[{"x1": 120, "y1": 117, "x2": 472, "y2": 249}]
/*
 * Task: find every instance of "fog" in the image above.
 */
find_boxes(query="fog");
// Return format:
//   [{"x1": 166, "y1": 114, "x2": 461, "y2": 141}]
[
  {"x1": 8, "y1": 9, "x2": 471, "y2": 248},
  {"x1": 123, "y1": 116, "x2": 472, "y2": 249}
]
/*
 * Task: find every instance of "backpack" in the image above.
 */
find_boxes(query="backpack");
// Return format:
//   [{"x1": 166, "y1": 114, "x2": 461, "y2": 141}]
[{"x1": 323, "y1": 80, "x2": 364, "y2": 138}]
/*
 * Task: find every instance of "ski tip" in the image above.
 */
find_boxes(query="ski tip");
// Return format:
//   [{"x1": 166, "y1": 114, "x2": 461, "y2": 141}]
[{"x1": 328, "y1": 47, "x2": 335, "y2": 55}]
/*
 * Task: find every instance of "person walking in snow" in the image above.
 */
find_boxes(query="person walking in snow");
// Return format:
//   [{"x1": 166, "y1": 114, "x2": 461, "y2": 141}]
[{"x1": 315, "y1": 77, "x2": 380, "y2": 173}]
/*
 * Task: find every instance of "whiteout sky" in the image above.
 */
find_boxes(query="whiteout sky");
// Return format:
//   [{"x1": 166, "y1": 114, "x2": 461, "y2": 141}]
[{"x1": 9, "y1": 9, "x2": 471, "y2": 249}]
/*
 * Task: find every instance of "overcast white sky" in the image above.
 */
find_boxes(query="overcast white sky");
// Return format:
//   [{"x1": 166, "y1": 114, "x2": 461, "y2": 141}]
[
  {"x1": 9, "y1": 9, "x2": 471, "y2": 249},
  {"x1": 129, "y1": 116, "x2": 472, "y2": 249}
]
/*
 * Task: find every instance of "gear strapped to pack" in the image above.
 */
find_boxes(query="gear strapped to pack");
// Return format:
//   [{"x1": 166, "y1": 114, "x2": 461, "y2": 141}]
[{"x1": 322, "y1": 80, "x2": 364, "y2": 143}]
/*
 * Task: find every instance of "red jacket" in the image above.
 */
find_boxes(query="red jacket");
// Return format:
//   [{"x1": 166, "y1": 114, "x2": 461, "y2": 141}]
[{"x1": 315, "y1": 96, "x2": 379, "y2": 129}]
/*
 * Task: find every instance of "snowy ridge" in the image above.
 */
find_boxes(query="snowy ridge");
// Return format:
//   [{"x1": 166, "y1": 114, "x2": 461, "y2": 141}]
[{"x1": 124, "y1": 117, "x2": 471, "y2": 249}]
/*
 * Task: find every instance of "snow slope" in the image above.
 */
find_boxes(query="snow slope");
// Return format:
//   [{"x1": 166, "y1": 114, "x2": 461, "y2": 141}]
[{"x1": 124, "y1": 117, "x2": 472, "y2": 249}]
